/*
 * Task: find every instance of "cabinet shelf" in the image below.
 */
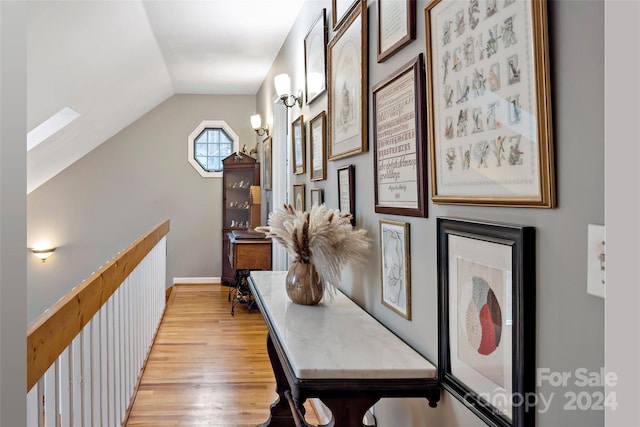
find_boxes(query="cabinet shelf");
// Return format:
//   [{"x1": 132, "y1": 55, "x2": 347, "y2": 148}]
[{"x1": 222, "y1": 153, "x2": 260, "y2": 286}]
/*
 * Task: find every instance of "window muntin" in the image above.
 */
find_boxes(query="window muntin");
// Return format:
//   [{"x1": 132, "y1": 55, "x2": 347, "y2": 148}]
[
  {"x1": 188, "y1": 120, "x2": 239, "y2": 178},
  {"x1": 194, "y1": 128, "x2": 233, "y2": 173}
]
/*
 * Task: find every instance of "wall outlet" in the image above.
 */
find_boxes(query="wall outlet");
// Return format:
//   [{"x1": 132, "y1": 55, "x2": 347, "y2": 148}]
[{"x1": 587, "y1": 224, "x2": 605, "y2": 298}]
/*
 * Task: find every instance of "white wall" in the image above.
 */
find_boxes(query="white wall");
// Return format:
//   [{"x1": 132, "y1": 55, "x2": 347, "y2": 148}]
[{"x1": 257, "y1": 0, "x2": 604, "y2": 425}]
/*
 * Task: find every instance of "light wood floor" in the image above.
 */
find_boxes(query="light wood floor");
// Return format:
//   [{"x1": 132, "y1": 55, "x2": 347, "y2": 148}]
[{"x1": 125, "y1": 283, "x2": 318, "y2": 427}]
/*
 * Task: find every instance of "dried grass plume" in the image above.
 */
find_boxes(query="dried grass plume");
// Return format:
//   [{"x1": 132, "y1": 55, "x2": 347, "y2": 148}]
[{"x1": 256, "y1": 204, "x2": 372, "y2": 289}]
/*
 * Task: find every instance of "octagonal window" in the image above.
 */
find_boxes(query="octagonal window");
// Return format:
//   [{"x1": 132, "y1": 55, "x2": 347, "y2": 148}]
[{"x1": 188, "y1": 120, "x2": 239, "y2": 177}]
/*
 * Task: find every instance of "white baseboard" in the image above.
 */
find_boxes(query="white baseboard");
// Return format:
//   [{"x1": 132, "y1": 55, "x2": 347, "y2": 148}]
[{"x1": 172, "y1": 277, "x2": 220, "y2": 285}]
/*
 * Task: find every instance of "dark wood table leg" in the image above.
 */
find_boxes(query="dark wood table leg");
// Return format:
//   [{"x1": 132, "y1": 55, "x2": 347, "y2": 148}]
[
  {"x1": 258, "y1": 334, "x2": 296, "y2": 427},
  {"x1": 319, "y1": 397, "x2": 379, "y2": 427}
]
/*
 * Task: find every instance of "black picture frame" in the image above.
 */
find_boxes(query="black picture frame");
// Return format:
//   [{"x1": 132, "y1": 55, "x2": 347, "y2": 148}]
[
  {"x1": 337, "y1": 164, "x2": 356, "y2": 226},
  {"x1": 437, "y1": 217, "x2": 535, "y2": 427}
]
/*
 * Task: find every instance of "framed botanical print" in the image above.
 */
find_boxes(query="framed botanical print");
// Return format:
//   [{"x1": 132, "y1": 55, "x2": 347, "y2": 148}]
[
  {"x1": 337, "y1": 164, "x2": 355, "y2": 225},
  {"x1": 309, "y1": 111, "x2": 327, "y2": 181},
  {"x1": 262, "y1": 136, "x2": 272, "y2": 191},
  {"x1": 380, "y1": 219, "x2": 411, "y2": 319},
  {"x1": 424, "y1": 0, "x2": 555, "y2": 207},
  {"x1": 310, "y1": 188, "x2": 324, "y2": 207},
  {"x1": 304, "y1": 9, "x2": 328, "y2": 104},
  {"x1": 291, "y1": 115, "x2": 306, "y2": 175},
  {"x1": 293, "y1": 183, "x2": 306, "y2": 212},
  {"x1": 373, "y1": 54, "x2": 428, "y2": 217},
  {"x1": 437, "y1": 217, "x2": 535, "y2": 427},
  {"x1": 327, "y1": 0, "x2": 368, "y2": 161},
  {"x1": 377, "y1": 0, "x2": 416, "y2": 62}
]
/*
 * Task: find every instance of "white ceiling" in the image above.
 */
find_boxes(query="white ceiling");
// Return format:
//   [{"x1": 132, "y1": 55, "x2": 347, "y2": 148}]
[{"x1": 27, "y1": 0, "x2": 304, "y2": 193}]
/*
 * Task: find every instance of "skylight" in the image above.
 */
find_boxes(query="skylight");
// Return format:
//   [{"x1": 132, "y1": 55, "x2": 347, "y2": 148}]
[{"x1": 27, "y1": 107, "x2": 80, "y2": 151}]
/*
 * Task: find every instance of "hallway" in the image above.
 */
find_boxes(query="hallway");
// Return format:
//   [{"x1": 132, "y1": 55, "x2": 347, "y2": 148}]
[{"x1": 124, "y1": 283, "x2": 315, "y2": 426}]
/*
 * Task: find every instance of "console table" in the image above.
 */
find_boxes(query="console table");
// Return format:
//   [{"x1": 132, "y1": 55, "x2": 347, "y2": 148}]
[
  {"x1": 249, "y1": 271, "x2": 440, "y2": 427},
  {"x1": 228, "y1": 231, "x2": 271, "y2": 315}
]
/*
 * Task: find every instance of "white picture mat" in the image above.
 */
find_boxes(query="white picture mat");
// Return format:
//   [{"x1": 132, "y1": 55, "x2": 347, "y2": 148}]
[
  {"x1": 375, "y1": 67, "x2": 419, "y2": 209},
  {"x1": 430, "y1": 0, "x2": 541, "y2": 198},
  {"x1": 379, "y1": 0, "x2": 409, "y2": 52},
  {"x1": 381, "y1": 221, "x2": 409, "y2": 316},
  {"x1": 448, "y1": 234, "x2": 513, "y2": 420},
  {"x1": 330, "y1": 12, "x2": 363, "y2": 155}
]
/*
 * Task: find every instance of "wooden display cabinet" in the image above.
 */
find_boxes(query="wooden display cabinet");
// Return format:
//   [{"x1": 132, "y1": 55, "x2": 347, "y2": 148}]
[{"x1": 221, "y1": 153, "x2": 260, "y2": 286}]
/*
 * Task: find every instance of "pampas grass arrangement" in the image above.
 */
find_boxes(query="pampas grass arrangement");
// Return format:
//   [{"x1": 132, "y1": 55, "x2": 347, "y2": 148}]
[{"x1": 256, "y1": 204, "x2": 372, "y2": 292}]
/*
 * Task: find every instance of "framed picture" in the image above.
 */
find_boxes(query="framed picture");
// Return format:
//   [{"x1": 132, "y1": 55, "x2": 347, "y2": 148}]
[
  {"x1": 337, "y1": 164, "x2": 355, "y2": 225},
  {"x1": 304, "y1": 9, "x2": 328, "y2": 104},
  {"x1": 291, "y1": 115, "x2": 306, "y2": 175},
  {"x1": 377, "y1": 0, "x2": 416, "y2": 62},
  {"x1": 310, "y1": 188, "x2": 324, "y2": 207},
  {"x1": 373, "y1": 54, "x2": 428, "y2": 217},
  {"x1": 263, "y1": 136, "x2": 272, "y2": 191},
  {"x1": 332, "y1": 0, "x2": 359, "y2": 30},
  {"x1": 380, "y1": 219, "x2": 411, "y2": 319},
  {"x1": 293, "y1": 183, "x2": 306, "y2": 212},
  {"x1": 309, "y1": 111, "x2": 327, "y2": 181},
  {"x1": 424, "y1": 0, "x2": 555, "y2": 207},
  {"x1": 437, "y1": 218, "x2": 535, "y2": 427},
  {"x1": 327, "y1": 0, "x2": 368, "y2": 161}
]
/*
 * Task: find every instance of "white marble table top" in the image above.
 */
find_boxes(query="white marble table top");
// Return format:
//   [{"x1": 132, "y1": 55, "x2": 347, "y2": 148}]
[{"x1": 249, "y1": 270, "x2": 437, "y2": 380}]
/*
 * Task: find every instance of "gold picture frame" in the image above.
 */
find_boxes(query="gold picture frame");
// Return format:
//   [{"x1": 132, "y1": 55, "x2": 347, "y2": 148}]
[
  {"x1": 328, "y1": 0, "x2": 368, "y2": 161},
  {"x1": 424, "y1": 0, "x2": 554, "y2": 207}
]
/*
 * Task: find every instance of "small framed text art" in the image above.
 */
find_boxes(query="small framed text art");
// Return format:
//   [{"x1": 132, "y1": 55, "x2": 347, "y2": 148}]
[
  {"x1": 377, "y1": 0, "x2": 416, "y2": 63},
  {"x1": 293, "y1": 183, "x2": 306, "y2": 212},
  {"x1": 310, "y1": 111, "x2": 327, "y2": 181},
  {"x1": 304, "y1": 9, "x2": 328, "y2": 104},
  {"x1": 437, "y1": 218, "x2": 535, "y2": 427},
  {"x1": 373, "y1": 54, "x2": 428, "y2": 217},
  {"x1": 263, "y1": 136, "x2": 272, "y2": 191},
  {"x1": 310, "y1": 188, "x2": 324, "y2": 207},
  {"x1": 291, "y1": 115, "x2": 306, "y2": 175},
  {"x1": 328, "y1": 0, "x2": 368, "y2": 161},
  {"x1": 332, "y1": 0, "x2": 359, "y2": 30},
  {"x1": 337, "y1": 164, "x2": 355, "y2": 225},
  {"x1": 380, "y1": 220, "x2": 411, "y2": 320},
  {"x1": 424, "y1": 0, "x2": 555, "y2": 207}
]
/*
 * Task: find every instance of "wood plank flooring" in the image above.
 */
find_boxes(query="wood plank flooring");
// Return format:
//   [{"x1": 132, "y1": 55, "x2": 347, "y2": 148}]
[{"x1": 125, "y1": 283, "x2": 318, "y2": 427}]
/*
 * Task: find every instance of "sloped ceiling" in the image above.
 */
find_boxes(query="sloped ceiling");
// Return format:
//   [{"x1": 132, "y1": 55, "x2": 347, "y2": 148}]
[{"x1": 27, "y1": 0, "x2": 303, "y2": 193}]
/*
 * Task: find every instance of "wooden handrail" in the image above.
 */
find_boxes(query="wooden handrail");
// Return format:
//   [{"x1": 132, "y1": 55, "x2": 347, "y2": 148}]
[{"x1": 26, "y1": 219, "x2": 170, "y2": 391}]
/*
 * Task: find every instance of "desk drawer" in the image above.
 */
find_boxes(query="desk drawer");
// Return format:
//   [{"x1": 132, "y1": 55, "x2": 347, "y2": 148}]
[{"x1": 232, "y1": 241, "x2": 272, "y2": 270}]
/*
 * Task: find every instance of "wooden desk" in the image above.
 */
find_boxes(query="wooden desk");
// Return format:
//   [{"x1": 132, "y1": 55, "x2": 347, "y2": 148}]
[
  {"x1": 249, "y1": 271, "x2": 440, "y2": 427},
  {"x1": 228, "y1": 231, "x2": 271, "y2": 315}
]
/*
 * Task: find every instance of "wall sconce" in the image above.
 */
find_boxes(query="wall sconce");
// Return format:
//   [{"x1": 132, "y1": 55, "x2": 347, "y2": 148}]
[
  {"x1": 250, "y1": 114, "x2": 269, "y2": 136},
  {"x1": 274, "y1": 73, "x2": 302, "y2": 108},
  {"x1": 30, "y1": 246, "x2": 56, "y2": 262}
]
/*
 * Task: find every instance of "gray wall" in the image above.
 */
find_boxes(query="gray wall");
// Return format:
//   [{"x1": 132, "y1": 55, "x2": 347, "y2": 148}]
[
  {"x1": 27, "y1": 94, "x2": 256, "y2": 322},
  {"x1": 1, "y1": 2, "x2": 27, "y2": 424},
  {"x1": 256, "y1": 0, "x2": 604, "y2": 426}
]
